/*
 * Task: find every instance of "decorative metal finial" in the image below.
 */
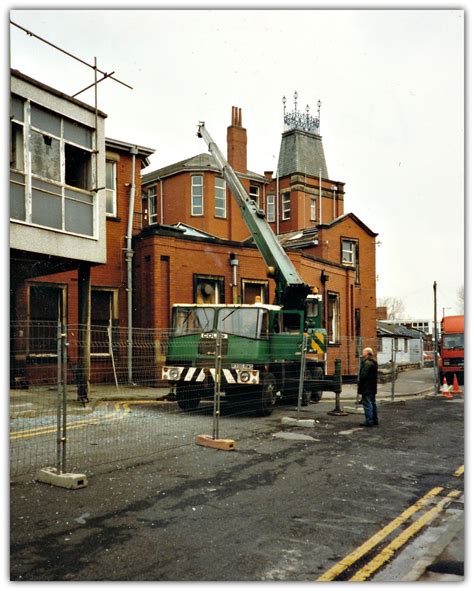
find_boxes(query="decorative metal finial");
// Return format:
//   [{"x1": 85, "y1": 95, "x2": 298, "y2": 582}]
[{"x1": 282, "y1": 92, "x2": 321, "y2": 134}]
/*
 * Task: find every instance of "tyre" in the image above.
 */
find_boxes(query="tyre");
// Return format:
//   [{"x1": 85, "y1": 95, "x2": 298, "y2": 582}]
[
  {"x1": 176, "y1": 383, "x2": 200, "y2": 411},
  {"x1": 255, "y1": 373, "x2": 277, "y2": 416}
]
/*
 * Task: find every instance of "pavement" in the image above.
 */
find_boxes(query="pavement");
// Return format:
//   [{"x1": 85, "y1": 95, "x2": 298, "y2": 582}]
[{"x1": 10, "y1": 367, "x2": 464, "y2": 581}]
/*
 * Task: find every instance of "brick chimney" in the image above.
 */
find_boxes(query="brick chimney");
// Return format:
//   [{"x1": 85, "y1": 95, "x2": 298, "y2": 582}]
[{"x1": 227, "y1": 106, "x2": 247, "y2": 173}]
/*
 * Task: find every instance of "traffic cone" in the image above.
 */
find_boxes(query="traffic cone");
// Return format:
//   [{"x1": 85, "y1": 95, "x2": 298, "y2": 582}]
[
  {"x1": 441, "y1": 377, "x2": 453, "y2": 399},
  {"x1": 452, "y1": 374, "x2": 462, "y2": 394}
]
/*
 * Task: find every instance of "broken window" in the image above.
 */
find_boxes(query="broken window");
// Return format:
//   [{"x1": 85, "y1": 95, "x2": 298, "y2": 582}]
[
  {"x1": 194, "y1": 275, "x2": 224, "y2": 304},
  {"x1": 30, "y1": 130, "x2": 61, "y2": 181},
  {"x1": 249, "y1": 185, "x2": 260, "y2": 208},
  {"x1": 91, "y1": 290, "x2": 115, "y2": 355},
  {"x1": 241, "y1": 279, "x2": 269, "y2": 304},
  {"x1": 10, "y1": 94, "x2": 96, "y2": 237},
  {"x1": 28, "y1": 284, "x2": 65, "y2": 355},
  {"x1": 327, "y1": 292, "x2": 340, "y2": 344}
]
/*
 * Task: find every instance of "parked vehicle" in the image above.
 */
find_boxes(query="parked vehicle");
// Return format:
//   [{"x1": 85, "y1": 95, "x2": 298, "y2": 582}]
[
  {"x1": 161, "y1": 122, "x2": 341, "y2": 415},
  {"x1": 438, "y1": 315, "x2": 464, "y2": 385}
]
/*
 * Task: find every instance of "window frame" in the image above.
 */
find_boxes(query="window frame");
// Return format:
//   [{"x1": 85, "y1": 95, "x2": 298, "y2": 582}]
[
  {"x1": 266, "y1": 194, "x2": 275, "y2": 222},
  {"x1": 147, "y1": 185, "x2": 158, "y2": 225},
  {"x1": 105, "y1": 160, "x2": 117, "y2": 217},
  {"x1": 327, "y1": 291, "x2": 340, "y2": 345},
  {"x1": 27, "y1": 283, "x2": 67, "y2": 357},
  {"x1": 10, "y1": 95, "x2": 97, "y2": 238},
  {"x1": 281, "y1": 192, "x2": 291, "y2": 220},
  {"x1": 214, "y1": 177, "x2": 226, "y2": 218},
  {"x1": 249, "y1": 184, "x2": 260, "y2": 208},
  {"x1": 193, "y1": 274, "x2": 225, "y2": 304},
  {"x1": 310, "y1": 197, "x2": 317, "y2": 222},
  {"x1": 191, "y1": 175, "x2": 204, "y2": 216},
  {"x1": 241, "y1": 279, "x2": 269, "y2": 305},
  {"x1": 91, "y1": 288, "x2": 118, "y2": 356}
]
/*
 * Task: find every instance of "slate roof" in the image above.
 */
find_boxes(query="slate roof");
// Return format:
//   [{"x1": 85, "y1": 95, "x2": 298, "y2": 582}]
[
  {"x1": 277, "y1": 128, "x2": 328, "y2": 178},
  {"x1": 142, "y1": 153, "x2": 268, "y2": 185},
  {"x1": 276, "y1": 226, "x2": 319, "y2": 249}
]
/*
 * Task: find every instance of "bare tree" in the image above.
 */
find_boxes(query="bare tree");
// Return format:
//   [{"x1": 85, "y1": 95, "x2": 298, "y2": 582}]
[{"x1": 377, "y1": 297, "x2": 407, "y2": 320}]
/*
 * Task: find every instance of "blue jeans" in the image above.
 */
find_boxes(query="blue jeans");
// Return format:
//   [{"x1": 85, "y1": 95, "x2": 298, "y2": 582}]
[{"x1": 361, "y1": 393, "x2": 378, "y2": 425}]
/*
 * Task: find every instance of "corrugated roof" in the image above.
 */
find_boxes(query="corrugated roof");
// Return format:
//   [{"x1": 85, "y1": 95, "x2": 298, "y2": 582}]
[{"x1": 377, "y1": 321, "x2": 424, "y2": 338}]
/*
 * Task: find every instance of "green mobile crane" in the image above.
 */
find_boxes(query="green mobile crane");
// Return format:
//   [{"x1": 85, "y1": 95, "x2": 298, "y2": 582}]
[{"x1": 161, "y1": 122, "x2": 341, "y2": 415}]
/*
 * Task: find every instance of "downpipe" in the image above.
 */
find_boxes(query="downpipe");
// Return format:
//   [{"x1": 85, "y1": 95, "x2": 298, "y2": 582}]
[{"x1": 126, "y1": 146, "x2": 138, "y2": 385}]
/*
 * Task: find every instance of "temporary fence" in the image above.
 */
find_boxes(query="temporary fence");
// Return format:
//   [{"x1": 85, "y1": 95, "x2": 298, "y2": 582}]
[{"x1": 10, "y1": 322, "x2": 373, "y2": 481}]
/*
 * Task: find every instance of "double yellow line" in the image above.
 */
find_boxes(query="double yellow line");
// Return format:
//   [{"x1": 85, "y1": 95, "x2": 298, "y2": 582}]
[
  {"x1": 318, "y1": 466, "x2": 464, "y2": 582},
  {"x1": 10, "y1": 411, "x2": 123, "y2": 440}
]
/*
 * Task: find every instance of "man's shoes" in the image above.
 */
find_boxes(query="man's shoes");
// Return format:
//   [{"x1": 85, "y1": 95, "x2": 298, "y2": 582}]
[{"x1": 359, "y1": 422, "x2": 374, "y2": 427}]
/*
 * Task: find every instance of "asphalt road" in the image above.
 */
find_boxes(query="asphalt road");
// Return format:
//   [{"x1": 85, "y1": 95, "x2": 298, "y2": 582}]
[{"x1": 10, "y1": 388, "x2": 464, "y2": 582}]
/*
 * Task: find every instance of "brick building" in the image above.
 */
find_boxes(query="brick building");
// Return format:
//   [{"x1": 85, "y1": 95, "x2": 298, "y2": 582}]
[
  {"x1": 10, "y1": 70, "x2": 154, "y2": 390},
  {"x1": 138, "y1": 101, "x2": 378, "y2": 377}
]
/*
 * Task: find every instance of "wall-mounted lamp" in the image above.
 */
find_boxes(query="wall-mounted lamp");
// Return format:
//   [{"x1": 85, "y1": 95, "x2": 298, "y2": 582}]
[{"x1": 229, "y1": 253, "x2": 239, "y2": 287}]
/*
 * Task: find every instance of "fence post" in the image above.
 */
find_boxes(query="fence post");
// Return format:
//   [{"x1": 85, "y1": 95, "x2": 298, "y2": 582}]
[
  {"x1": 297, "y1": 333, "x2": 308, "y2": 418},
  {"x1": 212, "y1": 330, "x2": 223, "y2": 440},
  {"x1": 60, "y1": 324, "x2": 68, "y2": 474},
  {"x1": 56, "y1": 322, "x2": 62, "y2": 474},
  {"x1": 391, "y1": 338, "x2": 397, "y2": 401}
]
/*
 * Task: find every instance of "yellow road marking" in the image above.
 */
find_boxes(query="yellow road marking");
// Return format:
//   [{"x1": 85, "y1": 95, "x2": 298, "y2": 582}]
[
  {"x1": 10, "y1": 412, "x2": 122, "y2": 440},
  {"x1": 350, "y1": 490, "x2": 462, "y2": 581},
  {"x1": 317, "y1": 486, "x2": 444, "y2": 581},
  {"x1": 453, "y1": 465, "x2": 464, "y2": 478}
]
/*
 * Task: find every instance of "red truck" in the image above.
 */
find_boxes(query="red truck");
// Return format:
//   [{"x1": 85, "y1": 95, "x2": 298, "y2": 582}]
[{"x1": 439, "y1": 315, "x2": 464, "y2": 385}]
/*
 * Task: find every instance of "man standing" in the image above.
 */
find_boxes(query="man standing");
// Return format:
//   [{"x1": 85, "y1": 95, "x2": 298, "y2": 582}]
[{"x1": 357, "y1": 347, "x2": 379, "y2": 427}]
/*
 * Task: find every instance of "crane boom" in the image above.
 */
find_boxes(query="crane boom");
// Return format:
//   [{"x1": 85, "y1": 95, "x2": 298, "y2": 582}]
[{"x1": 197, "y1": 121, "x2": 311, "y2": 309}]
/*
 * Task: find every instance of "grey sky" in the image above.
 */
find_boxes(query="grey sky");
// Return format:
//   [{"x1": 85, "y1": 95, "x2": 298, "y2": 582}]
[{"x1": 8, "y1": 3, "x2": 465, "y2": 320}]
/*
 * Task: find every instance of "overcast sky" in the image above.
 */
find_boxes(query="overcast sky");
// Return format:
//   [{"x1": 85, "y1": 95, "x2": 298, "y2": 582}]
[{"x1": 7, "y1": 2, "x2": 466, "y2": 320}]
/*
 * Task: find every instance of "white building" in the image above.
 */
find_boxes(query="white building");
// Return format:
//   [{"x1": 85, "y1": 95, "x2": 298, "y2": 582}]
[{"x1": 377, "y1": 322, "x2": 424, "y2": 368}]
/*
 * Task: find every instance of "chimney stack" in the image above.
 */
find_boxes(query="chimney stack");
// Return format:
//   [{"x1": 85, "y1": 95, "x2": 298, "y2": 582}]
[{"x1": 227, "y1": 106, "x2": 247, "y2": 172}]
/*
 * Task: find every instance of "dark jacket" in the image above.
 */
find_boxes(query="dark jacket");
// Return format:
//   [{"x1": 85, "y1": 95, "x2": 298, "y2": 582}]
[{"x1": 357, "y1": 357, "x2": 378, "y2": 396}]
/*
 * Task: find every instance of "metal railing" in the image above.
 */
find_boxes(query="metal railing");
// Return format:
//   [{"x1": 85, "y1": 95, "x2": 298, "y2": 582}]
[{"x1": 10, "y1": 322, "x2": 372, "y2": 480}]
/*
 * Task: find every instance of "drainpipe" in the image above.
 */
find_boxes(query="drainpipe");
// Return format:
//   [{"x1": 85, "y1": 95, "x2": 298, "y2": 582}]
[
  {"x1": 126, "y1": 146, "x2": 138, "y2": 385},
  {"x1": 160, "y1": 178, "x2": 164, "y2": 224}
]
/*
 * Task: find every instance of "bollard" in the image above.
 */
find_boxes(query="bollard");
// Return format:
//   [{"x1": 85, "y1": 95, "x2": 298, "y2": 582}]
[{"x1": 327, "y1": 359, "x2": 348, "y2": 416}]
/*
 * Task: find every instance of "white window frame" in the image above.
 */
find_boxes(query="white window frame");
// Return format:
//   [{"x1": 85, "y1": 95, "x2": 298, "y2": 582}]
[
  {"x1": 249, "y1": 185, "x2": 260, "y2": 208},
  {"x1": 105, "y1": 160, "x2": 117, "y2": 217},
  {"x1": 266, "y1": 194, "x2": 275, "y2": 222},
  {"x1": 341, "y1": 239, "x2": 357, "y2": 266},
  {"x1": 214, "y1": 177, "x2": 226, "y2": 218},
  {"x1": 10, "y1": 95, "x2": 97, "y2": 238},
  {"x1": 282, "y1": 193, "x2": 291, "y2": 220},
  {"x1": 191, "y1": 175, "x2": 204, "y2": 216},
  {"x1": 327, "y1": 292, "x2": 340, "y2": 344},
  {"x1": 148, "y1": 186, "x2": 158, "y2": 225},
  {"x1": 310, "y1": 197, "x2": 317, "y2": 222}
]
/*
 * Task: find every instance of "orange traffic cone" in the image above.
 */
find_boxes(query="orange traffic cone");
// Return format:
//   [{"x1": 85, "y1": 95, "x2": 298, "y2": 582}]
[
  {"x1": 452, "y1": 374, "x2": 462, "y2": 394},
  {"x1": 441, "y1": 377, "x2": 453, "y2": 399}
]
